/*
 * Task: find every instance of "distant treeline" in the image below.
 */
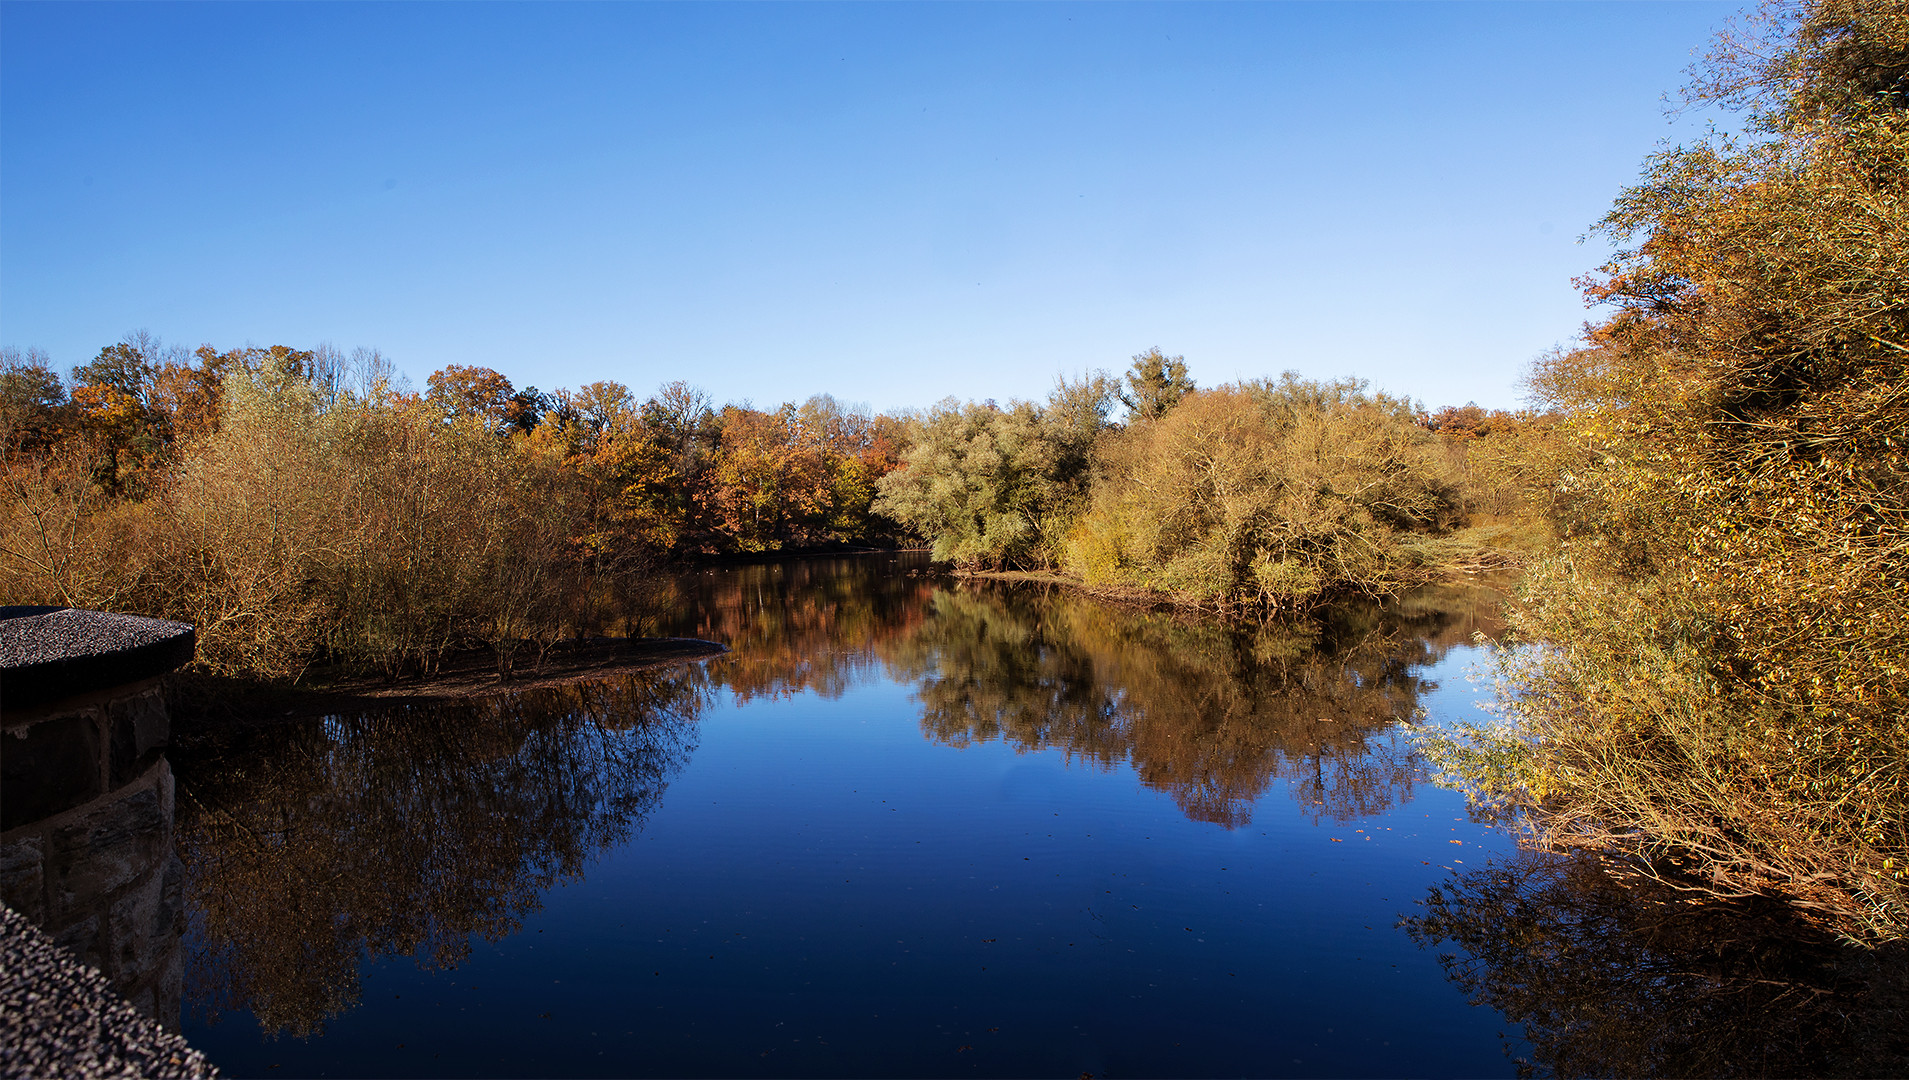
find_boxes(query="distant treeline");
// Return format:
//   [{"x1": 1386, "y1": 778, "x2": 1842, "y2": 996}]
[
  {"x1": 1, "y1": 335, "x2": 1550, "y2": 676},
  {"x1": 0, "y1": 342, "x2": 914, "y2": 677}
]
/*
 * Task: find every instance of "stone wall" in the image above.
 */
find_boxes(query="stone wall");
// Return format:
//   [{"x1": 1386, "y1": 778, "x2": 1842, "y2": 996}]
[{"x1": 3, "y1": 677, "x2": 187, "y2": 1030}]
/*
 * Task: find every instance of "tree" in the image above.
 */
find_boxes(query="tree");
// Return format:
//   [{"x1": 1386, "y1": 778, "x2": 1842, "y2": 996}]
[
  {"x1": 649, "y1": 380, "x2": 713, "y2": 435},
  {"x1": 1067, "y1": 375, "x2": 1462, "y2": 611},
  {"x1": 588, "y1": 413, "x2": 699, "y2": 554},
  {"x1": 62, "y1": 333, "x2": 205, "y2": 494},
  {"x1": 504, "y1": 386, "x2": 553, "y2": 434},
  {"x1": 148, "y1": 346, "x2": 237, "y2": 446},
  {"x1": 1119, "y1": 347, "x2": 1195, "y2": 421},
  {"x1": 875, "y1": 375, "x2": 1117, "y2": 570},
  {"x1": 1433, "y1": 0, "x2": 1909, "y2": 940},
  {"x1": 562, "y1": 380, "x2": 636, "y2": 447},
  {"x1": 702, "y1": 404, "x2": 833, "y2": 552},
  {"x1": 0, "y1": 347, "x2": 70, "y2": 451},
  {"x1": 426, "y1": 365, "x2": 515, "y2": 433},
  {"x1": 71, "y1": 335, "x2": 163, "y2": 405}
]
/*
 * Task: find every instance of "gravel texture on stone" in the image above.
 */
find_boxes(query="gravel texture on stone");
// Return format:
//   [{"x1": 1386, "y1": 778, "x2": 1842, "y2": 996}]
[
  {"x1": 0, "y1": 903, "x2": 218, "y2": 1079},
  {"x1": 0, "y1": 609, "x2": 191, "y2": 670},
  {"x1": 0, "y1": 609, "x2": 195, "y2": 714}
]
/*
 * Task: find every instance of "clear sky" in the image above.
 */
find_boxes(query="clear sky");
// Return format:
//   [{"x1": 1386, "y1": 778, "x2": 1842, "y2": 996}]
[{"x1": 2, "y1": 1, "x2": 1743, "y2": 413}]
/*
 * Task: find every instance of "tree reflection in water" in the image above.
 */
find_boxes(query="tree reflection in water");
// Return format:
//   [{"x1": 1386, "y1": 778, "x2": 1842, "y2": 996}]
[
  {"x1": 1403, "y1": 851, "x2": 1909, "y2": 1078},
  {"x1": 175, "y1": 557, "x2": 1512, "y2": 1041},
  {"x1": 884, "y1": 578, "x2": 1506, "y2": 826},
  {"x1": 656, "y1": 555, "x2": 1508, "y2": 828},
  {"x1": 175, "y1": 670, "x2": 710, "y2": 1038},
  {"x1": 647, "y1": 556, "x2": 939, "y2": 702}
]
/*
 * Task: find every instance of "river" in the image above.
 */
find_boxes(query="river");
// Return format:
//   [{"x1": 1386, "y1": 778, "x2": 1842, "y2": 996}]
[{"x1": 164, "y1": 553, "x2": 1899, "y2": 1077}]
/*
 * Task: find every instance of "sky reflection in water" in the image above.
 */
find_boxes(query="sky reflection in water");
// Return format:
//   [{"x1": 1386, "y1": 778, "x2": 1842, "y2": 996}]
[{"x1": 176, "y1": 553, "x2": 1530, "y2": 1078}]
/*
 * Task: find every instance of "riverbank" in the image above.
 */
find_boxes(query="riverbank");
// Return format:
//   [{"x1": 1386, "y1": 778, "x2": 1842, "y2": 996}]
[
  {"x1": 961, "y1": 525, "x2": 1538, "y2": 614},
  {"x1": 168, "y1": 636, "x2": 728, "y2": 731}
]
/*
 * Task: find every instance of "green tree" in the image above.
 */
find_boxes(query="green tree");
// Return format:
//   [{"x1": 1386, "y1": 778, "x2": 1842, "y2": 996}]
[
  {"x1": 1119, "y1": 347, "x2": 1195, "y2": 421},
  {"x1": 875, "y1": 374, "x2": 1117, "y2": 570}
]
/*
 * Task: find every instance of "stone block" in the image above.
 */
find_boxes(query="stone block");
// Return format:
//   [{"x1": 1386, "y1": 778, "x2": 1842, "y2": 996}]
[
  {"x1": 0, "y1": 835, "x2": 46, "y2": 923},
  {"x1": 2, "y1": 710, "x2": 103, "y2": 829},
  {"x1": 156, "y1": 853, "x2": 184, "y2": 940},
  {"x1": 52, "y1": 911, "x2": 102, "y2": 969},
  {"x1": 108, "y1": 861, "x2": 169, "y2": 985},
  {"x1": 154, "y1": 940, "x2": 185, "y2": 1032},
  {"x1": 108, "y1": 686, "x2": 170, "y2": 788},
  {"x1": 46, "y1": 786, "x2": 167, "y2": 926}
]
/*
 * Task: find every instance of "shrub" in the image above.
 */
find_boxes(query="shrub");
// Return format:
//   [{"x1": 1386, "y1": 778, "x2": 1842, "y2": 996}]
[
  {"x1": 1425, "y1": 0, "x2": 1909, "y2": 940},
  {"x1": 875, "y1": 374, "x2": 1118, "y2": 570},
  {"x1": 1065, "y1": 374, "x2": 1464, "y2": 611}
]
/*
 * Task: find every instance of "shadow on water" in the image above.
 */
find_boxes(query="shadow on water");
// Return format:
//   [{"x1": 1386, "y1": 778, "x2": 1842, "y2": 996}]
[
  {"x1": 172, "y1": 670, "x2": 711, "y2": 1039},
  {"x1": 1403, "y1": 852, "x2": 1909, "y2": 1078}
]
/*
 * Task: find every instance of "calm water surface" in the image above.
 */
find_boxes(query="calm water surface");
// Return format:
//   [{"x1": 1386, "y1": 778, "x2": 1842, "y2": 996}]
[{"x1": 172, "y1": 554, "x2": 1531, "y2": 1077}]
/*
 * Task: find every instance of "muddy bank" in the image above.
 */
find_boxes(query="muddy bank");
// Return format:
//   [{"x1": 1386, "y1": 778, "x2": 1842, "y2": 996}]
[
  {"x1": 167, "y1": 637, "x2": 727, "y2": 732},
  {"x1": 960, "y1": 560, "x2": 1524, "y2": 617}
]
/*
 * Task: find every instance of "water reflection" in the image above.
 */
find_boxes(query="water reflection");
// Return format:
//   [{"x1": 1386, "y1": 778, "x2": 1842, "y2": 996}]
[
  {"x1": 1403, "y1": 852, "x2": 1909, "y2": 1078},
  {"x1": 656, "y1": 554, "x2": 1508, "y2": 828},
  {"x1": 175, "y1": 670, "x2": 710, "y2": 1038},
  {"x1": 884, "y1": 579, "x2": 1502, "y2": 826},
  {"x1": 177, "y1": 555, "x2": 1513, "y2": 1043},
  {"x1": 649, "y1": 556, "x2": 938, "y2": 702}
]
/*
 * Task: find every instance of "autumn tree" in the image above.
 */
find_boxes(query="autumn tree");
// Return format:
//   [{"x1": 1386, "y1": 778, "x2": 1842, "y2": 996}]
[
  {"x1": 701, "y1": 404, "x2": 834, "y2": 552},
  {"x1": 638, "y1": 381, "x2": 719, "y2": 521},
  {"x1": 552, "y1": 380, "x2": 711, "y2": 556},
  {"x1": 426, "y1": 365, "x2": 516, "y2": 433},
  {"x1": 1067, "y1": 375, "x2": 1463, "y2": 611},
  {"x1": 505, "y1": 386, "x2": 554, "y2": 435},
  {"x1": 70, "y1": 335, "x2": 166, "y2": 404},
  {"x1": 587, "y1": 410, "x2": 701, "y2": 555},
  {"x1": 147, "y1": 348, "x2": 234, "y2": 446},
  {"x1": 561, "y1": 380, "x2": 637, "y2": 449},
  {"x1": 0, "y1": 347, "x2": 71, "y2": 451},
  {"x1": 796, "y1": 394, "x2": 910, "y2": 542},
  {"x1": 1426, "y1": 0, "x2": 1909, "y2": 939},
  {"x1": 0, "y1": 352, "x2": 124, "y2": 608}
]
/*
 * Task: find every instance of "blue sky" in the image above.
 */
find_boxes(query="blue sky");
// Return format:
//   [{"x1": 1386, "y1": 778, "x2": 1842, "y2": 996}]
[{"x1": 2, "y1": 1, "x2": 1742, "y2": 412}]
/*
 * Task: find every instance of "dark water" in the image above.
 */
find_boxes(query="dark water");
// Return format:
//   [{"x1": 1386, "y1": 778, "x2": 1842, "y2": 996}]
[{"x1": 166, "y1": 555, "x2": 1537, "y2": 1076}]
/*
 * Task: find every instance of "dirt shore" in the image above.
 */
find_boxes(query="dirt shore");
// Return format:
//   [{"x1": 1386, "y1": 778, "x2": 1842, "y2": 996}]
[{"x1": 168, "y1": 636, "x2": 729, "y2": 729}]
